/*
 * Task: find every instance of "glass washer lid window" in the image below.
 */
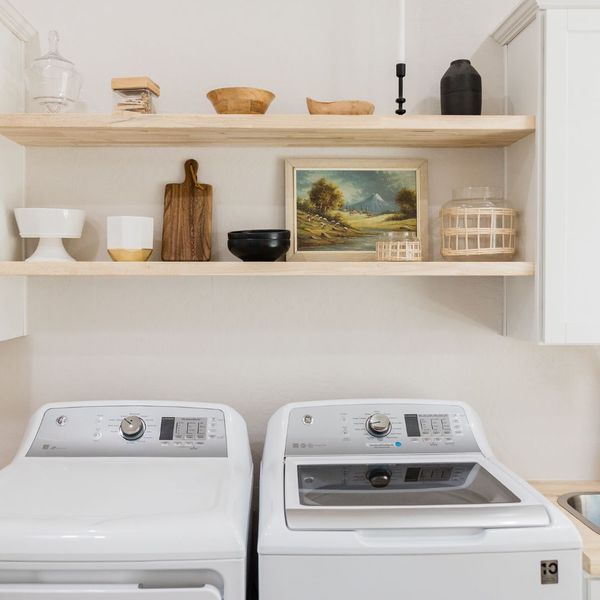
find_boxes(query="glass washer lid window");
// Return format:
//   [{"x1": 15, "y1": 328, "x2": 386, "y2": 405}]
[{"x1": 297, "y1": 462, "x2": 520, "y2": 506}]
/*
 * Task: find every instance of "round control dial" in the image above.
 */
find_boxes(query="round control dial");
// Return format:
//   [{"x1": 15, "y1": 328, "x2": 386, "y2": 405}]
[
  {"x1": 365, "y1": 413, "x2": 392, "y2": 437},
  {"x1": 120, "y1": 416, "x2": 146, "y2": 441},
  {"x1": 367, "y1": 467, "x2": 392, "y2": 488}
]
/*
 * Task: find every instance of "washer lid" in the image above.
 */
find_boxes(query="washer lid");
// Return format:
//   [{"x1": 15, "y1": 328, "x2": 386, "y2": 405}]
[
  {"x1": 284, "y1": 456, "x2": 550, "y2": 531},
  {"x1": 0, "y1": 459, "x2": 249, "y2": 562}
]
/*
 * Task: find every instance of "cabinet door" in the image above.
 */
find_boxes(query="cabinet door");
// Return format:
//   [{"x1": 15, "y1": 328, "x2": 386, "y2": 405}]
[
  {"x1": 0, "y1": 14, "x2": 27, "y2": 341},
  {"x1": 544, "y1": 9, "x2": 600, "y2": 343}
]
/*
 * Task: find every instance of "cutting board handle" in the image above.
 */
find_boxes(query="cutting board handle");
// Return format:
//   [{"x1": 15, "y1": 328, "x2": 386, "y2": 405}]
[{"x1": 184, "y1": 159, "x2": 199, "y2": 186}]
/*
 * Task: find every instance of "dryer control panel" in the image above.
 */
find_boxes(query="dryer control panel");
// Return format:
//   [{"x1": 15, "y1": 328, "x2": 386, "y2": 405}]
[
  {"x1": 285, "y1": 403, "x2": 479, "y2": 455},
  {"x1": 27, "y1": 405, "x2": 227, "y2": 457}
]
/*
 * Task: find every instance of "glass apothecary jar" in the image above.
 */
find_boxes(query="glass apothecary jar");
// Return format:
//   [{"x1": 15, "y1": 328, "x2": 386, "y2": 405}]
[
  {"x1": 25, "y1": 31, "x2": 82, "y2": 113},
  {"x1": 376, "y1": 231, "x2": 422, "y2": 262},
  {"x1": 440, "y1": 187, "x2": 517, "y2": 261},
  {"x1": 112, "y1": 77, "x2": 160, "y2": 114}
]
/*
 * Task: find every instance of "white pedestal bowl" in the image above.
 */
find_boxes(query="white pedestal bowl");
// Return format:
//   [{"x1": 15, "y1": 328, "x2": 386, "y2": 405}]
[{"x1": 14, "y1": 208, "x2": 85, "y2": 262}]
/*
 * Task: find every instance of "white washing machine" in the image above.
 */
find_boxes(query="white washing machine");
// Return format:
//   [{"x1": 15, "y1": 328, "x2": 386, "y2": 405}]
[
  {"x1": 0, "y1": 401, "x2": 252, "y2": 599},
  {"x1": 258, "y1": 399, "x2": 582, "y2": 600}
]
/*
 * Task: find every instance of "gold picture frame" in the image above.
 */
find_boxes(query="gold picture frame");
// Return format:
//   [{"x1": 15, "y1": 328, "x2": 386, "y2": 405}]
[{"x1": 285, "y1": 157, "x2": 428, "y2": 261}]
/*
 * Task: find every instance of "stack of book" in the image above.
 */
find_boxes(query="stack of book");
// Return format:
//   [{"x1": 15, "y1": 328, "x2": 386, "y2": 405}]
[{"x1": 112, "y1": 76, "x2": 160, "y2": 114}]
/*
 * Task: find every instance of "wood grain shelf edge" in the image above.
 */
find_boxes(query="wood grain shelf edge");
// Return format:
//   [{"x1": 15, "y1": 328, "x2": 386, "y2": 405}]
[
  {"x1": 0, "y1": 114, "x2": 536, "y2": 147},
  {"x1": 0, "y1": 261, "x2": 536, "y2": 277}
]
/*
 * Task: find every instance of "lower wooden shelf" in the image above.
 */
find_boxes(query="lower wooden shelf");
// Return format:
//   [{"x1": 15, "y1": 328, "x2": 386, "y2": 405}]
[{"x1": 0, "y1": 261, "x2": 535, "y2": 277}]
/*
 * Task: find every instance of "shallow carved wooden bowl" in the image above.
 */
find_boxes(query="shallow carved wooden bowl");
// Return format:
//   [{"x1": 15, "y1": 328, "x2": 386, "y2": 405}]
[
  {"x1": 207, "y1": 87, "x2": 275, "y2": 114},
  {"x1": 306, "y1": 97, "x2": 375, "y2": 115}
]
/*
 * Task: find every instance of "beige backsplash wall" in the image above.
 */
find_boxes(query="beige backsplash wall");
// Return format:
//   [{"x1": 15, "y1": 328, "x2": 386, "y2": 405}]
[{"x1": 1, "y1": 0, "x2": 599, "y2": 478}]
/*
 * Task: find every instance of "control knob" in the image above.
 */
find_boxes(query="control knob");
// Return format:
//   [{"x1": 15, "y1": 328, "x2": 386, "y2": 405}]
[
  {"x1": 367, "y1": 467, "x2": 392, "y2": 488},
  {"x1": 120, "y1": 416, "x2": 146, "y2": 441},
  {"x1": 365, "y1": 413, "x2": 391, "y2": 437}
]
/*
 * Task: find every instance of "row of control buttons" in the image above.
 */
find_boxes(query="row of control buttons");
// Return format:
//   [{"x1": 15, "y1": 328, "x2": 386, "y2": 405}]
[
  {"x1": 160, "y1": 441, "x2": 204, "y2": 448},
  {"x1": 422, "y1": 437, "x2": 455, "y2": 446},
  {"x1": 93, "y1": 414, "x2": 103, "y2": 440},
  {"x1": 208, "y1": 416, "x2": 219, "y2": 439},
  {"x1": 419, "y1": 416, "x2": 452, "y2": 436},
  {"x1": 409, "y1": 436, "x2": 455, "y2": 442}
]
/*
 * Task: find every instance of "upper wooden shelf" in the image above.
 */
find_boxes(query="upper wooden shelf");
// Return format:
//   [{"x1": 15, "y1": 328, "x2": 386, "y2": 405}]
[
  {"x1": 0, "y1": 261, "x2": 535, "y2": 277},
  {"x1": 0, "y1": 114, "x2": 535, "y2": 148}
]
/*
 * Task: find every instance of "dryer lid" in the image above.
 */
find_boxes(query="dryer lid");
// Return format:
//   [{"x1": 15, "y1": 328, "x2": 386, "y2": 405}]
[
  {"x1": 0, "y1": 460, "x2": 248, "y2": 562},
  {"x1": 284, "y1": 457, "x2": 550, "y2": 531}
]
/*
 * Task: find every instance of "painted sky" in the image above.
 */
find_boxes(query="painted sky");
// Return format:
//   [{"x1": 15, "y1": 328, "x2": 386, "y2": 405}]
[{"x1": 296, "y1": 169, "x2": 417, "y2": 207}]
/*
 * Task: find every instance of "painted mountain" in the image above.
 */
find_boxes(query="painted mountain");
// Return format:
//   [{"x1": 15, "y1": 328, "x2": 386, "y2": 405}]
[{"x1": 346, "y1": 192, "x2": 396, "y2": 215}]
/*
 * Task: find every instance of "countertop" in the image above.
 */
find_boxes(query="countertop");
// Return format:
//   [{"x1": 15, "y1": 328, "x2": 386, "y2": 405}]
[{"x1": 532, "y1": 480, "x2": 600, "y2": 575}]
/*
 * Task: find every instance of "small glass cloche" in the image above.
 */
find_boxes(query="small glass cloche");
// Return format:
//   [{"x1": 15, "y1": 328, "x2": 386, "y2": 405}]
[{"x1": 25, "y1": 30, "x2": 82, "y2": 113}]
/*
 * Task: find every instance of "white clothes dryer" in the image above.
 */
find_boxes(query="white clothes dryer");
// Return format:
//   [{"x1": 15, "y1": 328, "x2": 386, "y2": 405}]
[
  {"x1": 258, "y1": 399, "x2": 581, "y2": 600},
  {"x1": 0, "y1": 401, "x2": 252, "y2": 599}
]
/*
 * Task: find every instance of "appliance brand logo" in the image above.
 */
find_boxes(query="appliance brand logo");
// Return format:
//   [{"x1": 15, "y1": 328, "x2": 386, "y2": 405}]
[{"x1": 540, "y1": 560, "x2": 559, "y2": 584}]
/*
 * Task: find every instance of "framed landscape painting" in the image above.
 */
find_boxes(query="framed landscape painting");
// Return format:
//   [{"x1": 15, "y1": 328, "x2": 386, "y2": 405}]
[{"x1": 285, "y1": 158, "x2": 428, "y2": 261}]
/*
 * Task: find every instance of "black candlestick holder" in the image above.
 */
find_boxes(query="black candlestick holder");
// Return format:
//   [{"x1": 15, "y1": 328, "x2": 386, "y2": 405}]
[{"x1": 395, "y1": 63, "x2": 406, "y2": 115}]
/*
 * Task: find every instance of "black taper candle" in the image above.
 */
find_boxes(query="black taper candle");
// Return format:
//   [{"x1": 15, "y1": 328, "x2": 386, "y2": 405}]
[{"x1": 395, "y1": 63, "x2": 406, "y2": 115}]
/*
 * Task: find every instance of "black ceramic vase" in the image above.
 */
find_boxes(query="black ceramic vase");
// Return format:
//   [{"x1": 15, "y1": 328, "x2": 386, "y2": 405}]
[{"x1": 440, "y1": 59, "x2": 482, "y2": 115}]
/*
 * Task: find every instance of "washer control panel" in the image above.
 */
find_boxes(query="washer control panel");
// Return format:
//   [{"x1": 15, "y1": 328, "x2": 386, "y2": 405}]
[
  {"x1": 27, "y1": 405, "x2": 227, "y2": 457},
  {"x1": 286, "y1": 403, "x2": 479, "y2": 455}
]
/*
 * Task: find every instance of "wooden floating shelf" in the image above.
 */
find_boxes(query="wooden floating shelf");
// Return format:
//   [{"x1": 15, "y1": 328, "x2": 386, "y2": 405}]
[
  {"x1": 0, "y1": 114, "x2": 535, "y2": 148},
  {"x1": 0, "y1": 261, "x2": 535, "y2": 277}
]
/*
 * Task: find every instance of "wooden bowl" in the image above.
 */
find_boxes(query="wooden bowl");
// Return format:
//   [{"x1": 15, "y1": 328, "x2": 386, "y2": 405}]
[
  {"x1": 207, "y1": 87, "x2": 275, "y2": 114},
  {"x1": 306, "y1": 97, "x2": 375, "y2": 115}
]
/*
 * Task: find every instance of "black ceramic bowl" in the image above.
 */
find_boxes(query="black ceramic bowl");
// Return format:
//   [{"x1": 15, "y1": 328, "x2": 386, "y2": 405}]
[
  {"x1": 227, "y1": 237, "x2": 290, "y2": 261},
  {"x1": 227, "y1": 230, "x2": 291, "y2": 262},
  {"x1": 228, "y1": 229, "x2": 290, "y2": 240}
]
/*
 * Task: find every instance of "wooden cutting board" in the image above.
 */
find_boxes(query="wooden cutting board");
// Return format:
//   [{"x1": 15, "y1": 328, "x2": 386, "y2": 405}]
[{"x1": 161, "y1": 159, "x2": 212, "y2": 261}]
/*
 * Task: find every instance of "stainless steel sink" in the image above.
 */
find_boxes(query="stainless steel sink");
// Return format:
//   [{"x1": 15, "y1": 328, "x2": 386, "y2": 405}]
[{"x1": 558, "y1": 492, "x2": 600, "y2": 534}]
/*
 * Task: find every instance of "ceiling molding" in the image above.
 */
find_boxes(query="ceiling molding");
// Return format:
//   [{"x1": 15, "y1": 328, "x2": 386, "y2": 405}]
[
  {"x1": 0, "y1": 0, "x2": 36, "y2": 42},
  {"x1": 493, "y1": 0, "x2": 539, "y2": 45},
  {"x1": 539, "y1": 0, "x2": 600, "y2": 6},
  {"x1": 494, "y1": 0, "x2": 600, "y2": 45}
]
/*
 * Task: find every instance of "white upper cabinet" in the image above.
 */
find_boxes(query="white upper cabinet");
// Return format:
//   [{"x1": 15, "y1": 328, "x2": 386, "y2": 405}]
[
  {"x1": 496, "y1": 0, "x2": 600, "y2": 344},
  {"x1": 0, "y1": 2, "x2": 34, "y2": 341},
  {"x1": 546, "y1": 7, "x2": 600, "y2": 343}
]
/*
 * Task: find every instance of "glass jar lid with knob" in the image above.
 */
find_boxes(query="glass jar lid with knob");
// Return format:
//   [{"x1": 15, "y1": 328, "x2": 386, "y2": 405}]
[{"x1": 25, "y1": 30, "x2": 82, "y2": 113}]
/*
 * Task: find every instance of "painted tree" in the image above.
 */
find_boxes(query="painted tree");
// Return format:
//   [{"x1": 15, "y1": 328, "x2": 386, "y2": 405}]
[
  {"x1": 395, "y1": 187, "x2": 417, "y2": 218},
  {"x1": 309, "y1": 178, "x2": 344, "y2": 216}
]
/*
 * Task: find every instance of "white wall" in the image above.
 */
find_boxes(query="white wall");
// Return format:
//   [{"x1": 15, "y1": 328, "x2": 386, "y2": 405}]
[
  {"x1": 1, "y1": 0, "x2": 600, "y2": 479},
  {"x1": 405, "y1": 0, "x2": 510, "y2": 114},
  {"x1": 17, "y1": 0, "x2": 403, "y2": 115},
  {"x1": 0, "y1": 22, "x2": 26, "y2": 342}
]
